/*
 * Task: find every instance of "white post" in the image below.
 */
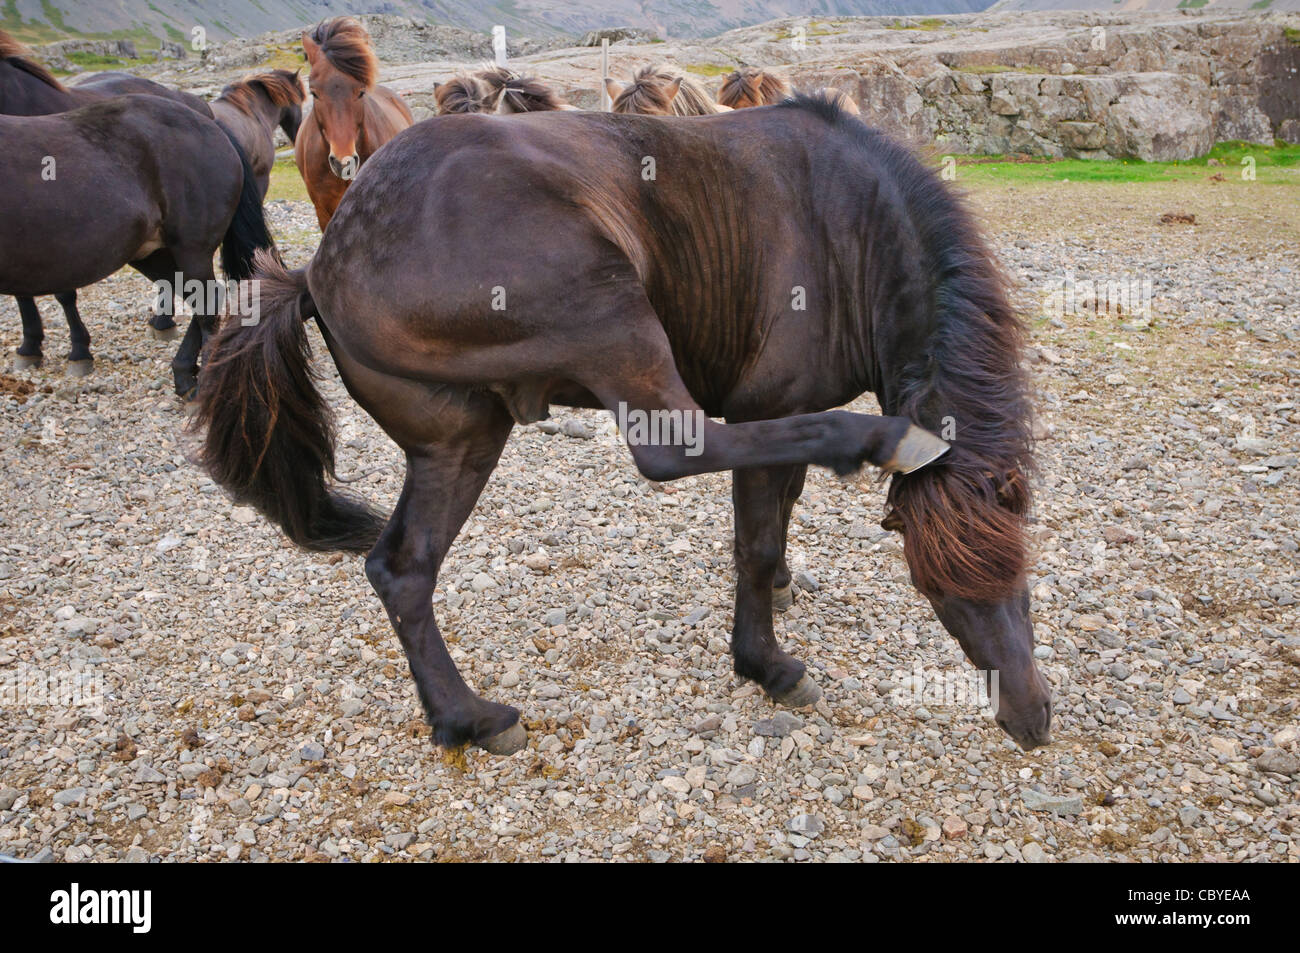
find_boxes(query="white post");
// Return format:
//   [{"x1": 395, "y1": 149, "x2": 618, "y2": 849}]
[
  {"x1": 601, "y1": 37, "x2": 610, "y2": 111},
  {"x1": 493, "y1": 25, "x2": 507, "y2": 67}
]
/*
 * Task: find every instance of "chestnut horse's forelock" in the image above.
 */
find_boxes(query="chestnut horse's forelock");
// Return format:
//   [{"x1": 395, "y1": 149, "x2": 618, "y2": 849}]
[
  {"x1": 611, "y1": 64, "x2": 719, "y2": 116},
  {"x1": 477, "y1": 66, "x2": 565, "y2": 113},
  {"x1": 0, "y1": 29, "x2": 65, "y2": 90},
  {"x1": 307, "y1": 17, "x2": 377, "y2": 88},
  {"x1": 717, "y1": 68, "x2": 789, "y2": 109}
]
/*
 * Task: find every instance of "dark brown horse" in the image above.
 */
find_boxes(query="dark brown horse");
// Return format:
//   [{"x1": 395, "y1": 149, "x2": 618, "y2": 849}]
[
  {"x1": 0, "y1": 95, "x2": 276, "y2": 395},
  {"x1": 717, "y1": 67, "x2": 790, "y2": 109},
  {"x1": 606, "y1": 65, "x2": 727, "y2": 116},
  {"x1": 294, "y1": 17, "x2": 412, "y2": 229},
  {"x1": 0, "y1": 31, "x2": 222, "y2": 372},
  {"x1": 211, "y1": 69, "x2": 305, "y2": 199},
  {"x1": 196, "y1": 97, "x2": 1050, "y2": 756}
]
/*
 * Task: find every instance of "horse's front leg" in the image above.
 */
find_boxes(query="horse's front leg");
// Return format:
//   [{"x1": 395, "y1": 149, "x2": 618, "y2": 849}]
[
  {"x1": 731, "y1": 465, "x2": 821, "y2": 708},
  {"x1": 13, "y1": 296, "x2": 44, "y2": 369}
]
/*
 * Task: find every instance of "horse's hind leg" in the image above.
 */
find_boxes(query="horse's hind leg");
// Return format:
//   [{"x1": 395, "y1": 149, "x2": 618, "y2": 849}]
[
  {"x1": 771, "y1": 465, "x2": 807, "y2": 612},
  {"x1": 131, "y1": 250, "x2": 181, "y2": 339},
  {"x1": 164, "y1": 248, "x2": 219, "y2": 399},
  {"x1": 13, "y1": 296, "x2": 44, "y2": 369},
  {"x1": 351, "y1": 379, "x2": 523, "y2": 752},
  {"x1": 55, "y1": 291, "x2": 93, "y2": 377},
  {"x1": 731, "y1": 465, "x2": 821, "y2": 707}
]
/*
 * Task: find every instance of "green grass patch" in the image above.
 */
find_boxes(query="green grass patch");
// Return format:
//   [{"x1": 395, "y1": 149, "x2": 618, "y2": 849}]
[
  {"x1": 887, "y1": 18, "x2": 947, "y2": 31},
  {"x1": 952, "y1": 64, "x2": 1041, "y2": 75},
  {"x1": 682, "y1": 62, "x2": 731, "y2": 77},
  {"x1": 267, "y1": 157, "x2": 309, "y2": 205},
  {"x1": 946, "y1": 141, "x2": 1300, "y2": 186}
]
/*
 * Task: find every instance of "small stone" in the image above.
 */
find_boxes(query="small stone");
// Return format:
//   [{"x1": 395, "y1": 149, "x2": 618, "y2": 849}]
[
  {"x1": 134, "y1": 763, "x2": 166, "y2": 784},
  {"x1": 0, "y1": 788, "x2": 20, "y2": 811},
  {"x1": 941, "y1": 816, "x2": 968, "y2": 839},
  {"x1": 230, "y1": 506, "x2": 257, "y2": 524},
  {"x1": 299, "y1": 742, "x2": 326, "y2": 761},
  {"x1": 754, "y1": 712, "x2": 802, "y2": 738},
  {"x1": 1022, "y1": 842, "x2": 1048, "y2": 863},
  {"x1": 702, "y1": 845, "x2": 727, "y2": 863},
  {"x1": 1256, "y1": 748, "x2": 1299, "y2": 776},
  {"x1": 1021, "y1": 789, "x2": 1083, "y2": 816},
  {"x1": 53, "y1": 786, "x2": 86, "y2": 807},
  {"x1": 787, "y1": 814, "x2": 825, "y2": 837}
]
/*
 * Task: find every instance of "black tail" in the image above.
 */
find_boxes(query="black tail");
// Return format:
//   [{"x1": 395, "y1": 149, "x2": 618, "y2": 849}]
[
  {"x1": 217, "y1": 123, "x2": 280, "y2": 281},
  {"x1": 191, "y1": 249, "x2": 385, "y2": 552}
]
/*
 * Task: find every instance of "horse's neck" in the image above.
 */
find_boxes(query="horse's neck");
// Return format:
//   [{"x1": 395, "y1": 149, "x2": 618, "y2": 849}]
[{"x1": 359, "y1": 91, "x2": 408, "y2": 159}]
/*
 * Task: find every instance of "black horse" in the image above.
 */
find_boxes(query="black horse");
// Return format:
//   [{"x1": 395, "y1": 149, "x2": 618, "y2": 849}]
[
  {"x1": 0, "y1": 31, "x2": 270, "y2": 389},
  {"x1": 0, "y1": 95, "x2": 275, "y2": 395},
  {"x1": 195, "y1": 96, "x2": 1051, "y2": 755}
]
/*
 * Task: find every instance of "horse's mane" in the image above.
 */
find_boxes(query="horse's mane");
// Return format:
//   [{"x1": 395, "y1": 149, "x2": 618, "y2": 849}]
[
  {"x1": 306, "y1": 17, "x2": 377, "y2": 88},
  {"x1": 477, "y1": 66, "x2": 565, "y2": 113},
  {"x1": 0, "y1": 29, "x2": 66, "y2": 91},
  {"x1": 612, "y1": 64, "x2": 718, "y2": 116},
  {"x1": 717, "y1": 68, "x2": 789, "y2": 109},
  {"x1": 778, "y1": 94, "x2": 1033, "y2": 602},
  {"x1": 218, "y1": 68, "x2": 304, "y2": 111},
  {"x1": 436, "y1": 72, "x2": 489, "y2": 114}
]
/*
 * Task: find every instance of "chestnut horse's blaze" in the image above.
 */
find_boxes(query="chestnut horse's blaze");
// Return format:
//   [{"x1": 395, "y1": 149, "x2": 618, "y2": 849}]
[{"x1": 195, "y1": 96, "x2": 1051, "y2": 755}]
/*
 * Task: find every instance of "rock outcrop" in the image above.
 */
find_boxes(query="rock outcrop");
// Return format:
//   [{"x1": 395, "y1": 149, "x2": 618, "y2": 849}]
[{"x1": 69, "y1": 10, "x2": 1300, "y2": 160}]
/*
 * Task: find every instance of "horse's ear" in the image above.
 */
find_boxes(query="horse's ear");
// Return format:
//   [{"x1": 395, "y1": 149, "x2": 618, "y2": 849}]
[
  {"x1": 603, "y1": 78, "x2": 623, "y2": 101},
  {"x1": 301, "y1": 31, "x2": 319, "y2": 64},
  {"x1": 664, "y1": 76, "x2": 683, "y2": 101}
]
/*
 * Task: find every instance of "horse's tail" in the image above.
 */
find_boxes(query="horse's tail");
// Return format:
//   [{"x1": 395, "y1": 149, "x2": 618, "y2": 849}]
[
  {"x1": 191, "y1": 249, "x2": 385, "y2": 552},
  {"x1": 217, "y1": 122, "x2": 279, "y2": 281}
]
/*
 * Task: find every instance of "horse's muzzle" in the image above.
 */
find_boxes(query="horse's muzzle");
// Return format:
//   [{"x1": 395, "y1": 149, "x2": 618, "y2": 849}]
[{"x1": 329, "y1": 154, "x2": 359, "y2": 181}]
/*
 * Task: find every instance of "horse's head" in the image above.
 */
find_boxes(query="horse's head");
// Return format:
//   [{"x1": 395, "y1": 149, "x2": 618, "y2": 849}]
[
  {"x1": 606, "y1": 72, "x2": 680, "y2": 116},
  {"x1": 269, "y1": 68, "x2": 305, "y2": 146},
  {"x1": 302, "y1": 19, "x2": 376, "y2": 181},
  {"x1": 885, "y1": 459, "x2": 1052, "y2": 751}
]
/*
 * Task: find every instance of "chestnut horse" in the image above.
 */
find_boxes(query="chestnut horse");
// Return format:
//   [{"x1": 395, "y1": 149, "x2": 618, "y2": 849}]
[
  {"x1": 717, "y1": 67, "x2": 790, "y2": 109},
  {"x1": 195, "y1": 96, "x2": 1051, "y2": 756},
  {"x1": 0, "y1": 32, "x2": 265, "y2": 384},
  {"x1": 211, "y1": 69, "x2": 305, "y2": 199},
  {"x1": 295, "y1": 17, "x2": 412, "y2": 229},
  {"x1": 478, "y1": 67, "x2": 573, "y2": 113},
  {"x1": 606, "y1": 65, "x2": 728, "y2": 116}
]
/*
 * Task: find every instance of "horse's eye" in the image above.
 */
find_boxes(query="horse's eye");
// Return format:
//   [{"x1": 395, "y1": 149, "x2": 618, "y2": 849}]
[
  {"x1": 309, "y1": 90, "x2": 317, "y2": 98},
  {"x1": 358, "y1": 89, "x2": 366, "y2": 99}
]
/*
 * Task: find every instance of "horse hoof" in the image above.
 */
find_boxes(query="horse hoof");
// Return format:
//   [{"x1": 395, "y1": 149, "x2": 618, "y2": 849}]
[
  {"x1": 150, "y1": 324, "x2": 179, "y2": 341},
  {"x1": 772, "y1": 583, "x2": 794, "y2": 612},
  {"x1": 771, "y1": 674, "x2": 821, "y2": 709},
  {"x1": 13, "y1": 353, "x2": 41, "y2": 371},
  {"x1": 65, "y1": 360, "x2": 93, "y2": 378},
  {"x1": 885, "y1": 425, "x2": 950, "y2": 475},
  {"x1": 478, "y1": 721, "x2": 527, "y2": 756}
]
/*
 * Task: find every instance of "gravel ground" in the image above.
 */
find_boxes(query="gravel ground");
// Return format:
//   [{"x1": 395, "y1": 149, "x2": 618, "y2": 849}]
[{"x1": 0, "y1": 183, "x2": 1296, "y2": 863}]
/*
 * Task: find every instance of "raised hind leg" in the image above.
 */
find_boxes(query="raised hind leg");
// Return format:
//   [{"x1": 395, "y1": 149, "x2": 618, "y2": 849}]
[
  {"x1": 55, "y1": 291, "x2": 93, "y2": 376},
  {"x1": 731, "y1": 465, "x2": 821, "y2": 707},
  {"x1": 13, "y1": 296, "x2": 44, "y2": 369}
]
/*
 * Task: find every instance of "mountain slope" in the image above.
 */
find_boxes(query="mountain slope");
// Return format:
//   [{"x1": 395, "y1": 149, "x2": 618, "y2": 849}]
[{"x1": 2, "y1": 0, "x2": 997, "y2": 44}]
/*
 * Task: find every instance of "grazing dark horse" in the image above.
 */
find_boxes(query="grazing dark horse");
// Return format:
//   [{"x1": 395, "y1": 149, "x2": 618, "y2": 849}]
[
  {"x1": 72, "y1": 70, "x2": 214, "y2": 117},
  {"x1": 477, "y1": 67, "x2": 573, "y2": 113},
  {"x1": 0, "y1": 96, "x2": 276, "y2": 395},
  {"x1": 294, "y1": 17, "x2": 412, "y2": 229},
  {"x1": 717, "y1": 67, "x2": 790, "y2": 109},
  {"x1": 606, "y1": 65, "x2": 728, "y2": 116},
  {"x1": 211, "y1": 69, "x2": 305, "y2": 199},
  {"x1": 195, "y1": 97, "x2": 1051, "y2": 756}
]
